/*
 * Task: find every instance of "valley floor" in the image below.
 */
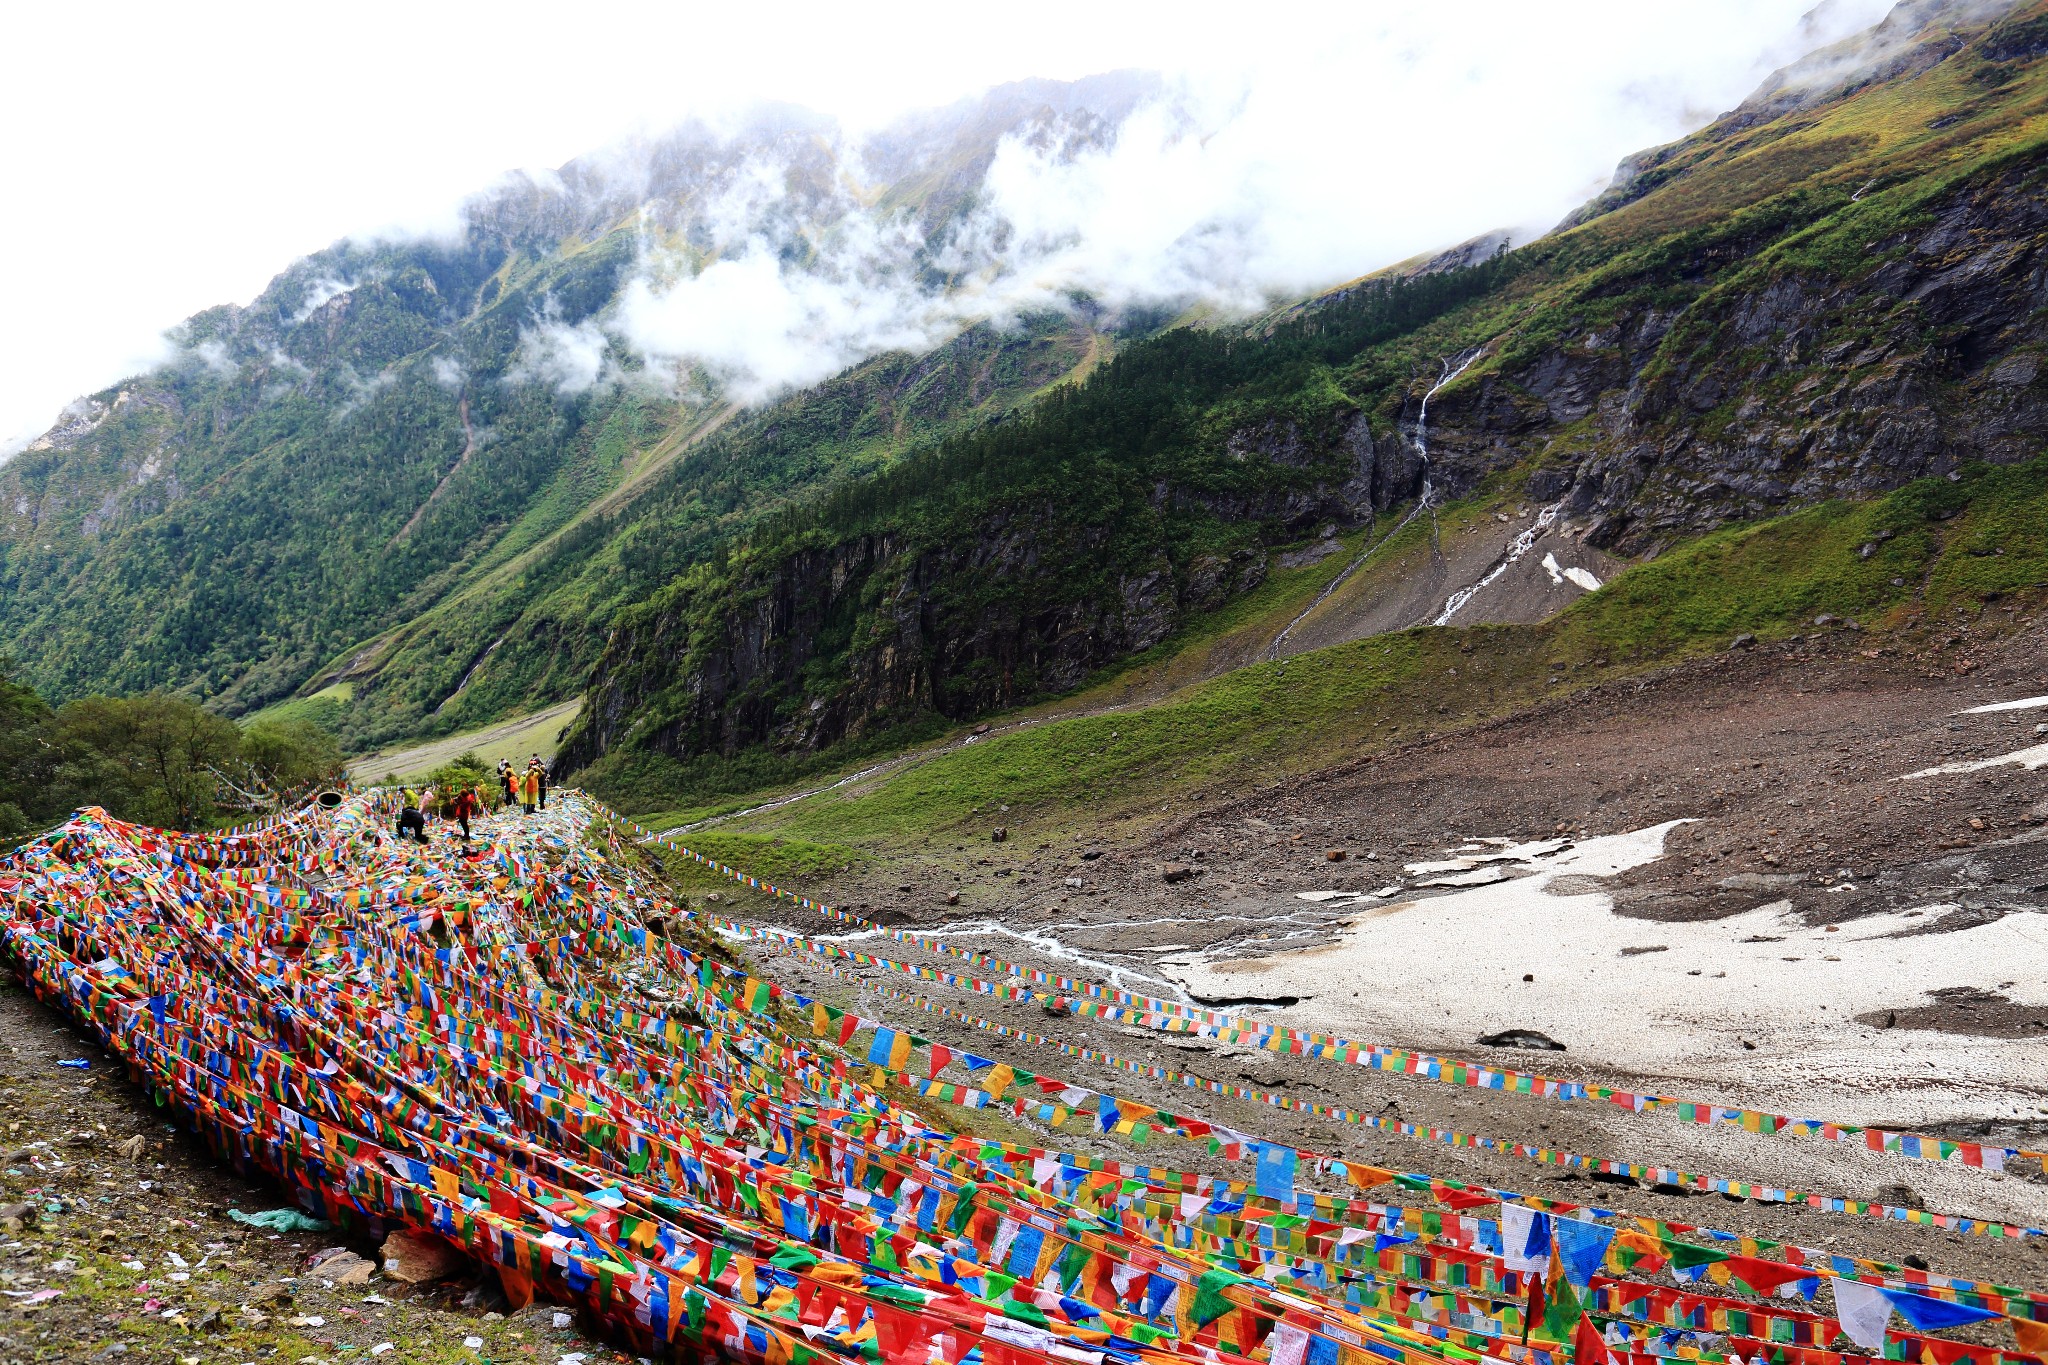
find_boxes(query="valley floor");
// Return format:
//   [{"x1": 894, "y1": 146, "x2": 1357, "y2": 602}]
[
  {"x1": 5, "y1": 618, "x2": 2041, "y2": 1365},
  {"x1": 710, "y1": 615, "x2": 2048, "y2": 1281},
  {"x1": 345, "y1": 697, "x2": 582, "y2": 786}
]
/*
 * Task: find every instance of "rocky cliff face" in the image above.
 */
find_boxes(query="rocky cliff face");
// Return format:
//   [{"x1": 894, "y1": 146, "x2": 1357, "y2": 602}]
[
  {"x1": 564, "y1": 423, "x2": 1374, "y2": 771},
  {"x1": 1419, "y1": 154, "x2": 2048, "y2": 553}
]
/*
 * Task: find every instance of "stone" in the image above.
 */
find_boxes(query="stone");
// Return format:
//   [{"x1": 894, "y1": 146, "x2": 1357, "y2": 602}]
[
  {"x1": 0, "y1": 1202, "x2": 36, "y2": 1232},
  {"x1": 319, "y1": 1251, "x2": 376, "y2": 1286},
  {"x1": 116, "y1": 1135, "x2": 146, "y2": 1161},
  {"x1": 1730, "y1": 633, "x2": 1757, "y2": 650},
  {"x1": 1325, "y1": 849, "x2": 1347, "y2": 862},
  {"x1": 1063, "y1": 876, "x2": 1084, "y2": 889},
  {"x1": 1160, "y1": 864, "x2": 1195, "y2": 884},
  {"x1": 1079, "y1": 848, "x2": 1103, "y2": 860},
  {"x1": 1476, "y1": 1028, "x2": 1566, "y2": 1051},
  {"x1": 379, "y1": 1228, "x2": 467, "y2": 1284},
  {"x1": 1716, "y1": 871, "x2": 1798, "y2": 891},
  {"x1": 990, "y1": 827, "x2": 1008, "y2": 843},
  {"x1": 943, "y1": 891, "x2": 959, "y2": 905}
]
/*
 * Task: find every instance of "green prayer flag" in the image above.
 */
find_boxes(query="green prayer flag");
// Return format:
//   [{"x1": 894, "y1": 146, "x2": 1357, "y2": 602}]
[{"x1": 1191, "y1": 1269, "x2": 1237, "y2": 1326}]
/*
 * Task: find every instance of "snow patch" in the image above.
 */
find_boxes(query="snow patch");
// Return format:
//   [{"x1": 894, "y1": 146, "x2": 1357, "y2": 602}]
[
  {"x1": 1164, "y1": 818, "x2": 2048, "y2": 1122},
  {"x1": 1961, "y1": 695, "x2": 2048, "y2": 715},
  {"x1": 1899, "y1": 743, "x2": 2048, "y2": 779},
  {"x1": 1540, "y1": 551, "x2": 1603, "y2": 591}
]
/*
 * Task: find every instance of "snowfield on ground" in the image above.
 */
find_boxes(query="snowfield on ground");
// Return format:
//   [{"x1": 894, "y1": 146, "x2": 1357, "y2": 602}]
[{"x1": 1162, "y1": 820, "x2": 2048, "y2": 1126}]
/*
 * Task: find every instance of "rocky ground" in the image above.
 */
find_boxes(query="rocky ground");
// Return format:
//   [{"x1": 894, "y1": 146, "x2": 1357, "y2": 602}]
[
  {"x1": 0, "y1": 984, "x2": 644, "y2": 1365},
  {"x1": 738, "y1": 605, "x2": 2048, "y2": 1283},
  {"x1": 6, "y1": 612, "x2": 2045, "y2": 1364}
]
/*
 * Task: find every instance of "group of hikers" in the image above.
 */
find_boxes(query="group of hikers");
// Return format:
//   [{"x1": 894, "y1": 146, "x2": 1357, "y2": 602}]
[{"x1": 392, "y1": 754, "x2": 550, "y2": 846}]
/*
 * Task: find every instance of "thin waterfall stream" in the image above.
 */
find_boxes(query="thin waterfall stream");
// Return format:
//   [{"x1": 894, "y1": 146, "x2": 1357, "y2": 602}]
[
  {"x1": 1434, "y1": 499, "x2": 1565, "y2": 625},
  {"x1": 1266, "y1": 345, "x2": 1486, "y2": 659}
]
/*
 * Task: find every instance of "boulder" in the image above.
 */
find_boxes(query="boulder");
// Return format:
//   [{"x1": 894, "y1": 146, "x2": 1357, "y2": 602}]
[
  {"x1": 380, "y1": 1229, "x2": 467, "y2": 1284},
  {"x1": 312, "y1": 1249, "x2": 377, "y2": 1286},
  {"x1": 1476, "y1": 1028, "x2": 1566, "y2": 1052}
]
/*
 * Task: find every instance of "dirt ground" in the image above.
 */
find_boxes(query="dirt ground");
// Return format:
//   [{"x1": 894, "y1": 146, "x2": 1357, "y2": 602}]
[
  {"x1": 6, "y1": 611, "x2": 2045, "y2": 1363},
  {"x1": 747, "y1": 606, "x2": 2048, "y2": 1283},
  {"x1": 0, "y1": 982, "x2": 643, "y2": 1365}
]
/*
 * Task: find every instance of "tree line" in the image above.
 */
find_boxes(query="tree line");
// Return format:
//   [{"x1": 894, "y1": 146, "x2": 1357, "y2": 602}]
[{"x1": 0, "y1": 660, "x2": 345, "y2": 840}]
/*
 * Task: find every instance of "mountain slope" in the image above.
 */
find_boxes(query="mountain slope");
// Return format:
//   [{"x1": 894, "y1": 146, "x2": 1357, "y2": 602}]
[
  {"x1": 0, "y1": 77, "x2": 1157, "y2": 744},
  {"x1": 563, "y1": 0, "x2": 2048, "y2": 810}
]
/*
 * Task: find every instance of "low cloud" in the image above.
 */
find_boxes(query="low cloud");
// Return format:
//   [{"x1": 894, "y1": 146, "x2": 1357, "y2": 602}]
[
  {"x1": 508, "y1": 304, "x2": 615, "y2": 395},
  {"x1": 429, "y1": 354, "x2": 467, "y2": 390},
  {"x1": 186, "y1": 338, "x2": 239, "y2": 378},
  {"x1": 0, "y1": 0, "x2": 1929, "y2": 460},
  {"x1": 289, "y1": 275, "x2": 359, "y2": 324},
  {"x1": 515, "y1": 0, "x2": 1903, "y2": 404},
  {"x1": 330, "y1": 364, "x2": 396, "y2": 422}
]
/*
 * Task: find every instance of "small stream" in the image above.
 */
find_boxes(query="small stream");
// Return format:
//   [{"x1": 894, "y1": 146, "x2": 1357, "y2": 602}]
[{"x1": 1434, "y1": 499, "x2": 1564, "y2": 625}]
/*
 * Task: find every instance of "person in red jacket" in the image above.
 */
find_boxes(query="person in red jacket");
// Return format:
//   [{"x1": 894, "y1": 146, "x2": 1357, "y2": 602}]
[{"x1": 447, "y1": 786, "x2": 483, "y2": 841}]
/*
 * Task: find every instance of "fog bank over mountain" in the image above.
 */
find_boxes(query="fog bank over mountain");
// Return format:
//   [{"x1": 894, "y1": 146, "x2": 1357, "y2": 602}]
[{"x1": 2, "y1": 0, "x2": 1898, "y2": 451}]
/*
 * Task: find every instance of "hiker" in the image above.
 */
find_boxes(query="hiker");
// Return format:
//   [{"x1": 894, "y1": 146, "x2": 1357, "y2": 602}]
[
  {"x1": 498, "y1": 760, "x2": 515, "y2": 808},
  {"x1": 395, "y1": 797, "x2": 429, "y2": 845},
  {"x1": 517, "y1": 762, "x2": 538, "y2": 815},
  {"x1": 528, "y1": 755, "x2": 549, "y2": 812},
  {"x1": 447, "y1": 785, "x2": 482, "y2": 841}
]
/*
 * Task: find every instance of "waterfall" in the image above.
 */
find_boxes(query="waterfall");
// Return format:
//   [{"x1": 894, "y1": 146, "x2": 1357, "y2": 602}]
[
  {"x1": 1264, "y1": 345, "x2": 1487, "y2": 660},
  {"x1": 1414, "y1": 347, "x2": 1484, "y2": 513}
]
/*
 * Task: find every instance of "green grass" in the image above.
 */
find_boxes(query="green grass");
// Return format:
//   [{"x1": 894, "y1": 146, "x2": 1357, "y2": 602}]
[
  {"x1": 660, "y1": 829, "x2": 869, "y2": 884},
  {"x1": 696, "y1": 457, "x2": 2048, "y2": 851},
  {"x1": 344, "y1": 696, "x2": 581, "y2": 783},
  {"x1": 1556, "y1": 457, "x2": 2048, "y2": 660},
  {"x1": 241, "y1": 680, "x2": 353, "y2": 731}
]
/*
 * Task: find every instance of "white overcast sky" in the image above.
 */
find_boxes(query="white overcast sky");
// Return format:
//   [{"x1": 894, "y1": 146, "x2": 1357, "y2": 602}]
[{"x1": 0, "y1": 0, "x2": 1893, "y2": 453}]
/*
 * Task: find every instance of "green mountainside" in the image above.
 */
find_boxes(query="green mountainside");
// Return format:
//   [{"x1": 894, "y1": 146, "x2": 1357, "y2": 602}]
[
  {"x1": 566, "y1": 0, "x2": 2048, "y2": 811},
  {"x1": 0, "y1": 77, "x2": 1155, "y2": 746},
  {"x1": 6, "y1": 1, "x2": 2047, "y2": 827}
]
